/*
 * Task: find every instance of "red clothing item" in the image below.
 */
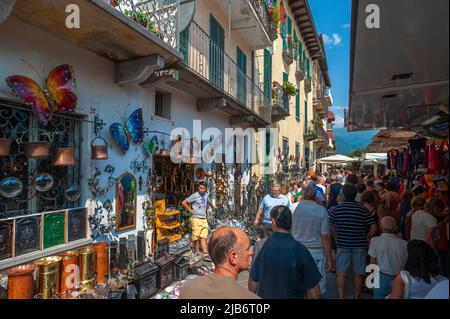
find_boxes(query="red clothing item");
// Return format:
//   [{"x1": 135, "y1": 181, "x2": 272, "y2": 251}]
[{"x1": 428, "y1": 143, "x2": 439, "y2": 173}]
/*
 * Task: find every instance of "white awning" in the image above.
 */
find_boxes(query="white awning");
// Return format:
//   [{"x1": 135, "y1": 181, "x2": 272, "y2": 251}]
[{"x1": 318, "y1": 154, "x2": 359, "y2": 164}]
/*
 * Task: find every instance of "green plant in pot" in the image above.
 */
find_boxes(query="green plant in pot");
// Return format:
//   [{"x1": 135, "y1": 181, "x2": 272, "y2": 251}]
[{"x1": 282, "y1": 81, "x2": 297, "y2": 97}]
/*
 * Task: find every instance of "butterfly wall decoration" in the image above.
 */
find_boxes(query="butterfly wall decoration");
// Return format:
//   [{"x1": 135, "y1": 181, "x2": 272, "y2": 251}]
[
  {"x1": 5, "y1": 64, "x2": 77, "y2": 124},
  {"x1": 110, "y1": 108, "x2": 144, "y2": 154}
]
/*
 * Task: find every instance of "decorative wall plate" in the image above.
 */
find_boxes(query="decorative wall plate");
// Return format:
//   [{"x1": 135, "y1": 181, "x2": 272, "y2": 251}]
[
  {"x1": 65, "y1": 186, "x2": 81, "y2": 202},
  {"x1": 0, "y1": 177, "x2": 24, "y2": 198},
  {"x1": 34, "y1": 173, "x2": 54, "y2": 192}
]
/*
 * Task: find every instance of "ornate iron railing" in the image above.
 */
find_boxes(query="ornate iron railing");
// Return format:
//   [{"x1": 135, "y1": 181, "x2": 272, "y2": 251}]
[
  {"x1": 249, "y1": 0, "x2": 273, "y2": 40},
  {"x1": 182, "y1": 21, "x2": 271, "y2": 123},
  {"x1": 272, "y1": 83, "x2": 290, "y2": 114},
  {"x1": 106, "y1": 0, "x2": 179, "y2": 48}
]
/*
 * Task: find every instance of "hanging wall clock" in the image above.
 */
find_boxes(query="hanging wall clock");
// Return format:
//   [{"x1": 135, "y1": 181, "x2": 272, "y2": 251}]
[
  {"x1": 110, "y1": 108, "x2": 144, "y2": 154},
  {"x1": 5, "y1": 63, "x2": 77, "y2": 124}
]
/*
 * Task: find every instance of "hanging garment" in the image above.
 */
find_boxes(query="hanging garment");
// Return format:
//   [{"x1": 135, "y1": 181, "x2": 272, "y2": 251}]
[
  {"x1": 428, "y1": 143, "x2": 438, "y2": 174},
  {"x1": 387, "y1": 151, "x2": 392, "y2": 170},
  {"x1": 424, "y1": 144, "x2": 429, "y2": 169},
  {"x1": 396, "y1": 150, "x2": 403, "y2": 172},
  {"x1": 402, "y1": 151, "x2": 409, "y2": 175}
]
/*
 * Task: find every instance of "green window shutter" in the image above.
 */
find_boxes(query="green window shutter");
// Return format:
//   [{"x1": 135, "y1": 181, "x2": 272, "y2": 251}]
[
  {"x1": 210, "y1": 15, "x2": 225, "y2": 89},
  {"x1": 298, "y1": 41, "x2": 303, "y2": 63},
  {"x1": 304, "y1": 100, "x2": 308, "y2": 132},
  {"x1": 296, "y1": 88, "x2": 300, "y2": 119},
  {"x1": 282, "y1": 20, "x2": 287, "y2": 50},
  {"x1": 283, "y1": 72, "x2": 288, "y2": 83},
  {"x1": 306, "y1": 58, "x2": 310, "y2": 76},
  {"x1": 287, "y1": 16, "x2": 292, "y2": 35},
  {"x1": 263, "y1": 49, "x2": 272, "y2": 99},
  {"x1": 293, "y1": 33, "x2": 298, "y2": 59},
  {"x1": 179, "y1": 27, "x2": 190, "y2": 65},
  {"x1": 237, "y1": 47, "x2": 247, "y2": 104}
]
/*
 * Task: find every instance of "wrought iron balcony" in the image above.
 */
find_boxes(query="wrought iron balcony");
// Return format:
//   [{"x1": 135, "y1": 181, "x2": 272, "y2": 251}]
[
  {"x1": 9, "y1": 0, "x2": 182, "y2": 65},
  {"x1": 108, "y1": 0, "x2": 178, "y2": 48},
  {"x1": 304, "y1": 76, "x2": 312, "y2": 93},
  {"x1": 180, "y1": 21, "x2": 271, "y2": 124},
  {"x1": 249, "y1": 0, "x2": 277, "y2": 41},
  {"x1": 295, "y1": 60, "x2": 305, "y2": 81},
  {"x1": 271, "y1": 82, "x2": 290, "y2": 122},
  {"x1": 313, "y1": 88, "x2": 328, "y2": 117},
  {"x1": 282, "y1": 40, "x2": 294, "y2": 65}
]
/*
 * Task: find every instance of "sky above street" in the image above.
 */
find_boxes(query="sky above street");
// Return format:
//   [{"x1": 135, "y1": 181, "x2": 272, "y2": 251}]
[{"x1": 309, "y1": 0, "x2": 352, "y2": 128}]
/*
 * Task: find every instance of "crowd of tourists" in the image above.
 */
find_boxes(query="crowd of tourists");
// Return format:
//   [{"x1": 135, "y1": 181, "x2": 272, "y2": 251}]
[{"x1": 179, "y1": 170, "x2": 449, "y2": 299}]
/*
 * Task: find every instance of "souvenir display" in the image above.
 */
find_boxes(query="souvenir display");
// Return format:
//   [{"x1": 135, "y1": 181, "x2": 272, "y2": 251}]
[
  {"x1": 133, "y1": 261, "x2": 159, "y2": 299},
  {"x1": 17, "y1": 128, "x2": 53, "y2": 158},
  {"x1": 14, "y1": 216, "x2": 41, "y2": 256},
  {"x1": 155, "y1": 255, "x2": 176, "y2": 290},
  {"x1": 52, "y1": 147, "x2": 76, "y2": 166},
  {"x1": 5, "y1": 64, "x2": 77, "y2": 124},
  {"x1": 67, "y1": 208, "x2": 87, "y2": 242},
  {"x1": 110, "y1": 108, "x2": 144, "y2": 154},
  {"x1": 144, "y1": 135, "x2": 159, "y2": 157},
  {"x1": 0, "y1": 221, "x2": 13, "y2": 260},
  {"x1": 119, "y1": 237, "x2": 128, "y2": 271}
]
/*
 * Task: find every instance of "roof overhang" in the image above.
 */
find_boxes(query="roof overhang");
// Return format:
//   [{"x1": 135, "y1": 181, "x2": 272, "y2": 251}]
[{"x1": 348, "y1": 0, "x2": 449, "y2": 132}]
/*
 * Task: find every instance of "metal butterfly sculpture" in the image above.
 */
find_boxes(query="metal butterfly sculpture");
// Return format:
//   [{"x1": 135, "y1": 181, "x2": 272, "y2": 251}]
[
  {"x1": 5, "y1": 63, "x2": 77, "y2": 124},
  {"x1": 109, "y1": 108, "x2": 144, "y2": 154}
]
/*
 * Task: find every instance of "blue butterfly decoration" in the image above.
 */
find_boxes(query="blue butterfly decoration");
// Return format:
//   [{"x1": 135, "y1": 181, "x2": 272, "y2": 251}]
[{"x1": 109, "y1": 108, "x2": 144, "y2": 154}]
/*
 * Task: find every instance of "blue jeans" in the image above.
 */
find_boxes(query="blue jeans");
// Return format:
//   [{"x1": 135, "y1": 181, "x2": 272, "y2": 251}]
[
  {"x1": 336, "y1": 248, "x2": 367, "y2": 275},
  {"x1": 373, "y1": 273, "x2": 395, "y2": 299}
]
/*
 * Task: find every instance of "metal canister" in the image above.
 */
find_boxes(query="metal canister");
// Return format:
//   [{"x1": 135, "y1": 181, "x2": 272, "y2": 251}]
[
  {"x1": 78, "y1": 246, "x2": 96, "y2": 291},
  {"x1": 34, "y1": 256, "x2": 62, "y2": 299},
  {"x1": 59, "y1": 251, "x2": 79, "y2": 299},
  {"x1": 7, "y1": 264, "x2": 37, "y2": 299},
  {"x1": 93, "y1": 242, "x2": 109, "y2": 284}
]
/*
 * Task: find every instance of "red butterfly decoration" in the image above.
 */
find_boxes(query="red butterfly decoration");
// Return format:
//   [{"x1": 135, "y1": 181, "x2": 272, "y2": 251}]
[{"x1": 5, "y1": 64, "x2": 77, "y2": 123}]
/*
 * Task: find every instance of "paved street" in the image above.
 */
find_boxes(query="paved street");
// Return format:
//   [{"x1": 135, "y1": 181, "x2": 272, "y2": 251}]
[{"x1": 238, "y1": 271, "x2": 372, "y2": 299}]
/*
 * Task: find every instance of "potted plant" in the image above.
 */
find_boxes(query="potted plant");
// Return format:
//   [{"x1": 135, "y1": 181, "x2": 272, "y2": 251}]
[
  {"x1": 282, "y1": 81, "x2": 297, "y2": 97},
  {"x1": 110, "y1": 0, "x2": 119, "y2": 7}
]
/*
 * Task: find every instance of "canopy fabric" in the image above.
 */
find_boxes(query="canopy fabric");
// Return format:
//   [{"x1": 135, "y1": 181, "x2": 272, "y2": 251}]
[
  {"x1": 318, "y1": 154, "x2": 358, "y2": 164},
  {"x1": 327, "y1": 131, "x2": 336, "y2": 141},
  {"x1": 328, "y1": 111, "x2": 335, "y2": 122},
  {"x1": 363, "y1": 153, "x2": 387, "y2": 161}
]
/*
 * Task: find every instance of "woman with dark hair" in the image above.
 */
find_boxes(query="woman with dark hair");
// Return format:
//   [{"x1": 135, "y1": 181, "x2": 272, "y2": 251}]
[
  {"x1": 389, "y1": 240, "x2": 447, "y2": 299},
  {"x1": 380, "y1": 182, "x2": 402, "y2": 225},
  {"x1": 397, "y1": 190, "x2": 415, "y2": 238},
  {"x1": 361, "y1": 190, "x2": 385, "y2": 233}
]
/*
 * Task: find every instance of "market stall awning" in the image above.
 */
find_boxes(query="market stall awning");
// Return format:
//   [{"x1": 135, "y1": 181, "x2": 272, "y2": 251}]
[
  {"x1": 348, "y1": 0, "x2": 449, "y2": 132},
  {"x1": 317, "y1": 154, "x2": 358, "y2": 164}
]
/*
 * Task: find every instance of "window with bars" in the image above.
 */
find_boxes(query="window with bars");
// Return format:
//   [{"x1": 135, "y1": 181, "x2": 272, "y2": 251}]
[{"x1": 0, "y1": 103, "x2": 82, "y2": 217}]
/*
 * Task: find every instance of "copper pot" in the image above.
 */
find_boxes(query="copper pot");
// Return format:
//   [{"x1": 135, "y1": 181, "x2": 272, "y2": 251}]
[
  {"x1": 93, "y1": 242, "x2": 109, "y2": 284},
  {"x1": 59, "y1": 251, "x2": 79, "y2": 299},
  {"x1": 0, "y1": 138, "x2": 12, "y2": 157},
  {"x1": 22, "y1": 141, "x2": 51, "y2": 158},
  {"x1": 52, "y1": 147, "x2": 76, "y2": 167},
  {"x1": 7, "y1": 264, "x2": 37, "y2": 299},
  {"x1": 91, "y1": 136, "x2": 108, "y2": 160}
]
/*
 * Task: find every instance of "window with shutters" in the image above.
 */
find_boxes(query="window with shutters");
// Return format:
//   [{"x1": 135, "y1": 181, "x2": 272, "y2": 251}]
[{"x1": 295, "y1": 88, "x2": 300, "y2": 120}]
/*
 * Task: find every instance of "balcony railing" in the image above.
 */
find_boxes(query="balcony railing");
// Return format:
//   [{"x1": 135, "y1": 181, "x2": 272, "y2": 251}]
[
  {"x1": 295, "y1": 60, "x2": 305, "y2": 81},
  {"x1": 107, "y1": 0, "x2": 178, "y2": 48},
  {"x1": 249, "y1": 0, "x2": 277, "y2": 41},
  {"x1": 304, "y1": 125, "x2": 329, "y2": 144},
  {"x1": 282, "y1": 40, "x2": 294, "y2": 65},
  {"x1": 304, "y1": 76, "x2": 312, "y2": 93},
  {"x1": 272, "y1": 82, "x2": 290, "y2": 114},
  {"x1": 182, "y1": 21, "x2": 270, "y2": 122}
]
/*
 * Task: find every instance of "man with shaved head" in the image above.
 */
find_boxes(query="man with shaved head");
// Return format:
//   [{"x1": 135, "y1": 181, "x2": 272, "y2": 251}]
[
  {"x1": 368, "y1": 216, "x2": 408, "y2": 299},
  {"x1": 179, "y1": 226, "x2": 259, "y2": 299}
]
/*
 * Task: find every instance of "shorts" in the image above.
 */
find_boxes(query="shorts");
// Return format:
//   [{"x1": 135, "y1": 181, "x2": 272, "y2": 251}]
[
  {"x1": 191, "y1": 217, "x2": 209, "y2": 241},
  {"x1": 308, "y1": 248, "x2": 327, "y2": 294},
  {"x1": 336, "y1": 248, "x2": 367, "y2": 275}
]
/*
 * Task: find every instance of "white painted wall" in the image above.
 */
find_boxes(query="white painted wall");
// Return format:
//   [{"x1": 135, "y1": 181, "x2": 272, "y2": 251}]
[{"x1": 0, "y1": 17, "x2": 230, "y2": 243}]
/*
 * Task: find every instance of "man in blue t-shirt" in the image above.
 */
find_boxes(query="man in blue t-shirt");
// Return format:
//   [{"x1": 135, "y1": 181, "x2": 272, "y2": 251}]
[
  {"x1": 253, "y1": 183, "x2": 291, "y2": 238},
  {"x1": 250, "y1": 205, "x2": 322, "y2": 299}
]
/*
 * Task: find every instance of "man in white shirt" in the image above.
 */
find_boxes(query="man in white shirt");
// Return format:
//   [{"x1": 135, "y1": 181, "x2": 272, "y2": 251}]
[{"x1": 369, "y1": 216, "x2": 408, "y2": 299}]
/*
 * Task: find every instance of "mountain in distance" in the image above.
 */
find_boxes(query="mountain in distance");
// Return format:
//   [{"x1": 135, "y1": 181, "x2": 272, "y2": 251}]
[{"x1": 333, "y1": 127, "x2": 378, "y2": 155}]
